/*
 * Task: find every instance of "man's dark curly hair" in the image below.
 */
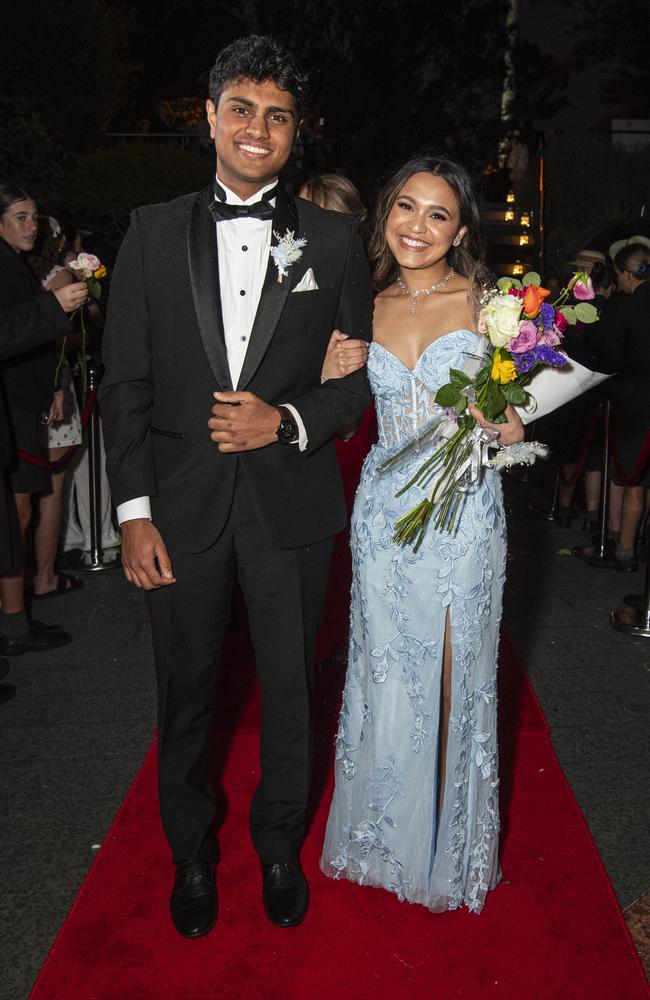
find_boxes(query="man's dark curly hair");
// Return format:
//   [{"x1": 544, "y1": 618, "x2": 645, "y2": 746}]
[{"x1": 209, "y1": 35, "x2": 307, "y2": 116}]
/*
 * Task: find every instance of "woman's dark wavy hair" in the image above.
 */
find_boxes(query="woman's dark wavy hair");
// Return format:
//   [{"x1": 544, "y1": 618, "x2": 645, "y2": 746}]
[
  {"x1": 614, "y1": 242, "x2": 650, "y2": 281},
  {"x1": 209, "y1": 35, "x2": 307, "y2": 116},
  {"x1": 0, "y1": 183, "x2": 32, "y2": 219},
  {"x1": 368, "y1": 156, "x2": 489, "y2": 313}
]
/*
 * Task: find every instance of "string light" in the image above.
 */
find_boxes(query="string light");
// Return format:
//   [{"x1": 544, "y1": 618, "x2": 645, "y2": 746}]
[
  {"x1": 512, "y1": 262, "x2": 524, "y2": 276},
  {"x1": 520, "y1": 213, "x2": 530, "y2": 228},
  {"x1": 504, "y1": 209, "x2": 515, "y2": 222},
  {"x1": 519, "y1": 233, "x2": 530, "y2": 246},
  {"x1": 506, "y1": 192, "x2": 515, "y2": 204}
]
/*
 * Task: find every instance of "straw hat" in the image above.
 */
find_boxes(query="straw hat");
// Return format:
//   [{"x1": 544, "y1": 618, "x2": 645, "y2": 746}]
[
  {"x1": 568, "y1": 249, "x2": 606, "y2": 273},
  {"x1": 608, "y1": 235, "x2": 650, "y2": 260}
]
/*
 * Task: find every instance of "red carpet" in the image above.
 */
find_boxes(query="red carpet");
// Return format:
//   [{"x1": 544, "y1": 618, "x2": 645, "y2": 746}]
[{"x1": 30, "y1": 630, "x2": 649, "y2": 1000}]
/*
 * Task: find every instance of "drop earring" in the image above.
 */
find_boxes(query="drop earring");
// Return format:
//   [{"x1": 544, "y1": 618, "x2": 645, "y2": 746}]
[{"x1": 452, "y1": 235, "x2": 462, "y2": 247}]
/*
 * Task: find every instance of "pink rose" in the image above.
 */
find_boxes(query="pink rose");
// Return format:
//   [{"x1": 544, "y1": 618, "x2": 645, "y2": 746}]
[
  {"x1": 573, "y1": 276, "x2": 595, "y2": 300},
  {"x1": 538, "y1": 326, "x2": 561, "y2": 347},
  {"x1": 555, "y1": 312, "x2": 569, "y2": 333},
  {"x1": 508, "y1": 319, "x2": 539, "y2": 354},
  {"x1": 69, "y1": 252, "x2": 101, "y2": 279}
]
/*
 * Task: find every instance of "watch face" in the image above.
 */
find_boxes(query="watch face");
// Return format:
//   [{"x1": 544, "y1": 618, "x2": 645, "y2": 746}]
[{"x1": 278, "y1": 417, "x2": 298, "y2": 443}]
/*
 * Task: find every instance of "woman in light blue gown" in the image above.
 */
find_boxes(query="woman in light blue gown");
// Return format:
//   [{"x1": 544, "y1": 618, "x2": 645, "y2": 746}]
[{"x1": 321, "y1": 157, "x2": 524, "y2": 914}]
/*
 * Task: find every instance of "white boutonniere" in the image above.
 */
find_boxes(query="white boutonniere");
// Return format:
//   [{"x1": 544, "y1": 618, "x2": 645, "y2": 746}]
[{"x1": 270, "y1": 229, "x2": 307, "y2": 283}]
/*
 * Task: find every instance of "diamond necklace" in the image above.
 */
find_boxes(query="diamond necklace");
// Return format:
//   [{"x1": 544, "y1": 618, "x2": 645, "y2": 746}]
[{"x1": 396, "y1": 267, "x2": 455, "y2": 315}]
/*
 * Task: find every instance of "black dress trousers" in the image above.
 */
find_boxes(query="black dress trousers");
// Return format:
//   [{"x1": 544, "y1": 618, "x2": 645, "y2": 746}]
[{"x1": 146, "y1": 468, "x2": 333, "y2": 864}]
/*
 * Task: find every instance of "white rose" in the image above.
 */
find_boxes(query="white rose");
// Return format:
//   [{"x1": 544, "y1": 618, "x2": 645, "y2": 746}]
[
  {"x1": 483, "y1": 295, "x2": 523, "y2": 348},
  {"x1": 77, "y1": 252, "x2": 100, "y2": 272}
]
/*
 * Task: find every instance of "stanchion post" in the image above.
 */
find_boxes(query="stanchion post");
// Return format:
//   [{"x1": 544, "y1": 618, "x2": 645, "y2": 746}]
[
  {"x1": 584, "y1": 399, "x2": 612, "y2": 565},
  {"x1": 548, "y1": 469, "x2": 559, "y2": 521},
  {"x1": 87, "y1": 362, "x2": 103, "y2": 570},
  {"x1": 595, "y1": 399, "x2": 611, "y2": 559},
  {"x1": 80, "y1": 362, "x2": 115, "y2": 573}
]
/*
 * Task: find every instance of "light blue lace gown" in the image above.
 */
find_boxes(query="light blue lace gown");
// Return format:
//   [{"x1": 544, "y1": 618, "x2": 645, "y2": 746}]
[{"x1": 321, "y1": 331, "x2": 507, "y2": 914}]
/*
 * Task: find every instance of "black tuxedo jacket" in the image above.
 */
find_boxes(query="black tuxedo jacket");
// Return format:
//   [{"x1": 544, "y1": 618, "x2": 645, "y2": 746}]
[
  {"x1": 99, "y1": 185, "x2": 373, "y2": 552},
  {"x1": 0, "y1": 237, "x2": 59, "y2": 414}
]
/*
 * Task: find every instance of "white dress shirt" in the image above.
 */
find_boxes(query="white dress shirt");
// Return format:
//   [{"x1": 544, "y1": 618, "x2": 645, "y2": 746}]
[{"x1": 117, "y1": 177, "x2": 306, "y2": 526}]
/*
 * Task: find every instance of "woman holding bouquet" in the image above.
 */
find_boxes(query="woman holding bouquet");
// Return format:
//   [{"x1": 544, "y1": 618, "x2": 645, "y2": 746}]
[{"x1": 321, "y1": 156, "x2": 524, "y2": 913}]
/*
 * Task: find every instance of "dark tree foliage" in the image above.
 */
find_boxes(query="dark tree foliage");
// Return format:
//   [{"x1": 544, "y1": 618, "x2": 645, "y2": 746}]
[
  {"x1": 510, "y1": 41, "x2": 569, "y2": 126},
  {"x1": 127, "y1": 0, "x2": 512, "y2": 190},
  {"x1": 0, "y1": 0, "x2": 137, "y2": 154},
  {"x1": 566, "y1": 0, "x2": 649, "y2": 115},
  {"x1": 0, "y1": 96, "x2": 63, "y2": 198}
]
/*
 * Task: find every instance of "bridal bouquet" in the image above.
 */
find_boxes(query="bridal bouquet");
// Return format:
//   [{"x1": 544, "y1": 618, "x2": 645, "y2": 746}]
[
  {"x1": 381, "y1": 270, "x2": 598, "y2": 549},
  {"x1": 56, "y1": 253, "x2": 108, "y2": 394}
]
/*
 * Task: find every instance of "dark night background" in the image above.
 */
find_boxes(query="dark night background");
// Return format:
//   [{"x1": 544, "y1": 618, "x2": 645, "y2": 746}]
[{"x1": 0, "y1": 0, "x2": 648, "y2": 266}]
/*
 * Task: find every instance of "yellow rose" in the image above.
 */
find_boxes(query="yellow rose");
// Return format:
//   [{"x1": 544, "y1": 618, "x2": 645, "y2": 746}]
[
  {"x1": 93, "y1": 265, "x2": 107, "y2": 279},
  {"x1": 491, "y1": 351, "x2": 517, "y2": 384}
]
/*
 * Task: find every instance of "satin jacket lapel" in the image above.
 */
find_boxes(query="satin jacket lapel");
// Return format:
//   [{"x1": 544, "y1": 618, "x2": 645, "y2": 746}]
[
  {"x1": 236, "y1": 188, "x2": 299, "y2": 391},
  {"x1": 187, "y1": 186, "x2": 233, "y2": 391}
]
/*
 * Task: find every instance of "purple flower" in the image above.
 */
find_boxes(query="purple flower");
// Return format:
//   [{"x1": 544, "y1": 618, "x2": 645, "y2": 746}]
[
  {"x1": 540, "y1": 302, "x2": 555, "y2": 328},
  {"x1": 509, "y1": 320, "x2": 539, "y2": 353},
  {"x1": 538, "y1": 326, "x2": 561, "y2": 347},
  {"x1": 513, "y1": 344, "x2": 567, "y2": 374}
]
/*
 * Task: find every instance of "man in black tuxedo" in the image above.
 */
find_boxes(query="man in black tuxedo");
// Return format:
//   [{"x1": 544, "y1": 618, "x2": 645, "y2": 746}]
[{"x1": 99, "y1": 36, "x2": 372, "y2": 937}]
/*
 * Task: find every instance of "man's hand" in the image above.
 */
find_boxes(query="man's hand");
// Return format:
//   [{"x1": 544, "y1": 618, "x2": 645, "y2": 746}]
[
  {"x1": 121, "y1": 518, "x2": 176, "y2": 590},
  {"x1": 208, "y1": 391, "x2": 279, "y2": 452},
  {"x1": 53, "y1": 282, "x2": 88, "y2": 313}
]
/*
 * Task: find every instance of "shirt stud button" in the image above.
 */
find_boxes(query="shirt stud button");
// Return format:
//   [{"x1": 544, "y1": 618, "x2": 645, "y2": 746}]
[
  {"x1": 242, "y1": 245, "x2": 248, "y2": 252},
  {"x1": 240, "y1": 289, "x2": 246, "y2": 296}
]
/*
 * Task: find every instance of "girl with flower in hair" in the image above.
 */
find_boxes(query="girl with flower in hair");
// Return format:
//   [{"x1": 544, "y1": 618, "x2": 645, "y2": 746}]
[{"x1": 321, "y1": 156, "x2": 523, "y2": 914}]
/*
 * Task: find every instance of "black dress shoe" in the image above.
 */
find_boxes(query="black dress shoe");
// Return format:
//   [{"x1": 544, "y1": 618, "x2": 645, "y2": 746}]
[
  {"x1": 29, "y1": 619, "x2": 70, "y2": 636},
  {"x1": 170, "y1": 860, "x2": 217, "y2": 938},
  {"x1": 0, "y1": 621, "x2": 72, "y2": 656},
  {"x1": 261, "y1": 860, "x2": 309, "y2": 927}
]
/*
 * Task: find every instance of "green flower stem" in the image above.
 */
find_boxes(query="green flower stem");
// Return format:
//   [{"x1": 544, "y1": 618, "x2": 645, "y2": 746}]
[
  {"x1": 79, "y1": 306, "x2": 88, "y2": 397},
  {"x1": 54, "y1": 334, "x2": 68, "y2": 390}
]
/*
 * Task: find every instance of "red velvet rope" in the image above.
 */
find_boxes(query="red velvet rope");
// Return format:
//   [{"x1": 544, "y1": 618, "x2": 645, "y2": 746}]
[
  {"x1": 610, "y1": 426, "x2": 650, "y2": 487},
  {"x1": 15, "y1": 389, "x2": 97, "y2": 472},
  {"x1": 556, "y1": 401, "x2": 603, "y2": 487}
]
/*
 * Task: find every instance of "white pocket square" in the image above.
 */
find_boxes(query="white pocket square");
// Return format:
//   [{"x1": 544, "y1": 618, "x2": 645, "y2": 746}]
[{"x1": 292, "y1": 268, "x2": 319, "y2": 292}]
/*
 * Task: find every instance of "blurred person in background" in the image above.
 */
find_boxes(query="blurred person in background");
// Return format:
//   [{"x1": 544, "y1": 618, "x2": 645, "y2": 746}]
[
  {"x1": 0, "y1": 184, "x2": 87, "y2": 653},
  {"x1": 57, "y1": 221, "x2": 121, "y2": 566},
  {"x1": 582, "y1": 241, "x2": 650, "y2": 571},
  {"x1": 547, "y1": 254, "x2": 616, "y2": 528},
  {"x1": 27, "y1": 215, "x2": 84, "y2": 598}
]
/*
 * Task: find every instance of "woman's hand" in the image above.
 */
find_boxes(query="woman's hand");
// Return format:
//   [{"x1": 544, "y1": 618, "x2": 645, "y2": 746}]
[
  {"x1": 468, "y1": 402, "x2": 524, "y2": 446},
  {"x1": 53, "y1": 282, "x2": 88, "y2": 313},
  {"x1": 321, "y1": 330, "x2": 369, "y2": 382},
  {"x1": 47, "y1": 390, "x2": 65, "y2": 425}
]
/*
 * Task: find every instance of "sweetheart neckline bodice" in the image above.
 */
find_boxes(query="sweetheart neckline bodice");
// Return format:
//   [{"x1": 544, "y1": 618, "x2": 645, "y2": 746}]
[{"x1": 370, "y1": 329, "x2": 480, "y2": 374}]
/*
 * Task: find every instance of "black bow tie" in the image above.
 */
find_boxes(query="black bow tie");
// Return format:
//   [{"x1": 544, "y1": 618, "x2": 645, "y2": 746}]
[{"x1": 209, "y1": 182, "x2": 277, "y2": 222}]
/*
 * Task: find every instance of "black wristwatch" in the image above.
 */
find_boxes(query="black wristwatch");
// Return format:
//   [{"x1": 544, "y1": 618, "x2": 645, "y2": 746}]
[{"x1": 276, "y1": 405, "x2": 299, "y2": 444}]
